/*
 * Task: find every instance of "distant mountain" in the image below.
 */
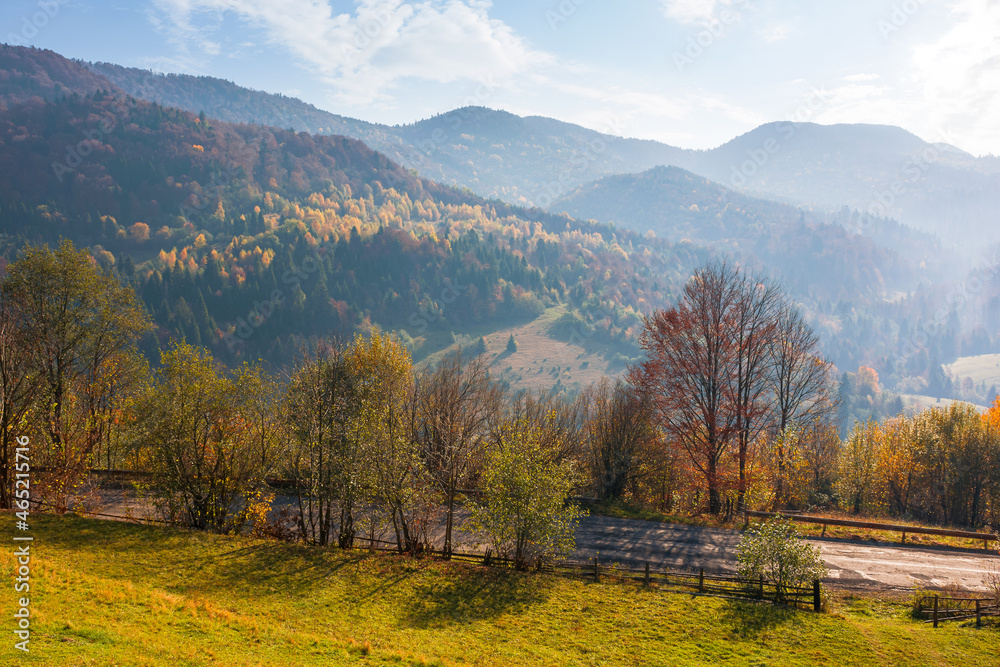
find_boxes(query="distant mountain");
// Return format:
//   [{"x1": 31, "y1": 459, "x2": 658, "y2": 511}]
[
  {"x1": 0, "y1": 44, "x2": 123, "y2": 105},
  {"x1": 678, "y1": 122, "x2": 1000, "y2": 247},
  {"x1": 84, "y1": 60, "x2": 416, "y2": 161},
  {"x1": 42, "y1": 49, "x2": 1000, "y2": 251},
  {"x1": 392, "y1": 107, "x2": 689, "y2": 205},
  {"x1": 550, "y1": 165, "x2": 940, "y2": 299},
  {"x1": 86, "y1": 60, "x2": 692, "y2": 207},
  {"x1": 0, "y1": 44, "x2": 991, "y2": 389}
]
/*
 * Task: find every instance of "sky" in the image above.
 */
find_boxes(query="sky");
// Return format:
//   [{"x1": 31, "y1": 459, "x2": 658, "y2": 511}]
[{"x1": 3, "y1": 0, "x2": 999, "y2": 156}]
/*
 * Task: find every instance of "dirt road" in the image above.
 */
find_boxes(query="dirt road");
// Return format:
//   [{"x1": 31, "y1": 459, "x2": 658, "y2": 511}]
[
  {"x1": 568, "y1": 515, "x2": 1000, "y2": 592},
  {"x1": 90, "y1": 491, "x2": 999, "y2": 592}
]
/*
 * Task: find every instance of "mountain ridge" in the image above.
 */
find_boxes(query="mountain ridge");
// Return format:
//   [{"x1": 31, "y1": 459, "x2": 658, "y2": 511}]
[{"x1": 83, "y1": 56, "x2": 1000, "y2": 249}]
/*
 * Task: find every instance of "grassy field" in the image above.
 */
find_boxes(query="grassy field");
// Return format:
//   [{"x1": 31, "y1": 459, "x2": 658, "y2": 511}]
[
  {"x1": 898, "y1": 393, "x2": 987, "y2": 413},
  {"x1": 2, "y1": 514, "x2": 999, "y2": 667},
  {"x1": 946, "y1": 354, "x2": 1000, "y2": 390},
  {"x1": 414, "y1": 306, "x2": 623, "y2": 394}
]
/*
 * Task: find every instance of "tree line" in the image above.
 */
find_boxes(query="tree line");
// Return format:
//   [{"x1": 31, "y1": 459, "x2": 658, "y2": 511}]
[
  {"x1": 838, "y1": 403, "x2": 1000, "y2": 529},
  {"x1": 2, "y1": 244, "x2": 996, "y2": 567}
]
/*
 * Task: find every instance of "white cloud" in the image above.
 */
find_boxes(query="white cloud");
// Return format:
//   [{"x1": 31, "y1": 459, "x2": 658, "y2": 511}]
[
  {"x1": 910, "y1": 0, "x2": 1000, "y2": 153},
  {"x1": 758, "y1": 23, "x2": 791, "y2": 43},
  {"x1": 842, "y1": 73, "x2": 879, "y2": 82},
  {"x1": 149, "y1": 0, "x2": 553, "y2": 107},
  {"x1": 660, "y1": 0, "x2": 720, "y2": 25},
  {"x1": 660, "y1": 0, "x2": 747, "y2": 25}
]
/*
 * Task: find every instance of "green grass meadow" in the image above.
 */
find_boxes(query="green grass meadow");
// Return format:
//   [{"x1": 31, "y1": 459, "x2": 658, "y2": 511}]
[{"x1": 2, "y1": 514, "x2": 998, "y2": 666}]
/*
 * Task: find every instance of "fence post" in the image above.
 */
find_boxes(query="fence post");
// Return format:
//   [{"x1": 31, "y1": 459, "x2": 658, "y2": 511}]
[
  {"x1": 594, "y1": 556, "x2": 600, "y2": 582},
  {"x1": 759, "y1": 574, "x2": 764, "y2": 600},
  {"x1": 645, "y1": 562, "x2": 650, "y2": 587},
  {"x1": 813, "y1": 580, "x2": 821, "y2": 612},
  {"x1": 901, "y1": 530, "x2": 906, "y2": 545},
  {"x1": 933, "y1": 595, "x2": 939, "y2": 628},
  {"x1": 699, "y1": 568, "x2": 705, "y2": 593},
  {"x1": 976, "y1": 599, "x2": 981, "y2": 628}
]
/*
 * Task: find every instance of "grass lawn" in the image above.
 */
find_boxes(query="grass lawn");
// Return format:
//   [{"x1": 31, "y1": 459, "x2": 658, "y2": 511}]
[{"x1": 2, "y1": 514, "x2": 998, "y2": 666}]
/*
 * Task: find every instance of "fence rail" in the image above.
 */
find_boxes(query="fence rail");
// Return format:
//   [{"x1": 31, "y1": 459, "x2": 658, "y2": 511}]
[
  {"x1": 352, "y1": 535, "x2": 822, "y2": 611},
  {"x1": 746, "y1": 511, "x2": 999, "y2": 550},
  {"x1": 915, "y1": 595, "x2": 1000, "y2": 628}
]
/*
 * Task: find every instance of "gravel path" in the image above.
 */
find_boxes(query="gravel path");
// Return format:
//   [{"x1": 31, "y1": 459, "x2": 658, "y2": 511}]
[{"x1": 85, "y1": 491, "x2": 1000, "y2": 592}]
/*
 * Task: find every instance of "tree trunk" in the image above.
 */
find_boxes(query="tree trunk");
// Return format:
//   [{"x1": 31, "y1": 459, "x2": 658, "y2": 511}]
[
  {"x1": 708, "y1": 456, "x2": 721, "y2": 515},
  {"x1": 444, "y1": 489, "x2": 456, "y2": 557}
]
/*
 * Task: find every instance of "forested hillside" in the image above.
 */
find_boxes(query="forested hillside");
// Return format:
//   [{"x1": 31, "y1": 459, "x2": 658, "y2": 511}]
[
  {"x1": 1, "y1": 44, "x2": 995, "y2": 400},
  {"x1": 83, "y1": 52, "x2": 1000, "y2": 247},
  {"x1": 0, "y1": 88, "x2": 711, "y2": 370}
]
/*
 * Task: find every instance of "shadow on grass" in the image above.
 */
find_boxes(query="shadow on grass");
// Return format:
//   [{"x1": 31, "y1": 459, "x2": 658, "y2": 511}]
[
  {"x1": 207, "y1": 542, "x2": 369, "y2": 592},
  {"x1": 41, "y1": 514, "x2": 371, "y2": 597},
  {"x1": 719, "y1": 599, "x2": 799, "y2": 640},
  {"x1": 403, "y1": 566, "x2": 551, "y2": 629}
]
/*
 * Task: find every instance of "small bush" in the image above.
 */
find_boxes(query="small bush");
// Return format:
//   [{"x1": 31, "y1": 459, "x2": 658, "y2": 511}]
[{"x1": 737, "y1": 517, "x2": 827, "y2": 603}]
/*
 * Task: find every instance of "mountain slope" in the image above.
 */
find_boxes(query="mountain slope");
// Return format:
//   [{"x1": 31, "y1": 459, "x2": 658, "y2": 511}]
[
  {"x1": 0, "y1": 44, "x2": 123, "y2": 105},
  {"x1": 88, "y1": 58, "x2": 693, "y2": 207},
  {"x1": 678, "y1": 122, "x2": 1000, "y2": 246},
  {"x1": 0, "y1": 45, "x2": 991, "y2": 392},
  {"x1": 392, "y1": 106, "x2": 689, "y2": 205},
  {"x1": 56, "y1": 48, "x2": 1000, "y2": 249},
  {"x1": 0, "y1": 89, "x2": 708, "y2": 381},
  {"x1": 550, "y1": 165, "x2": 932, "y2": 300}
]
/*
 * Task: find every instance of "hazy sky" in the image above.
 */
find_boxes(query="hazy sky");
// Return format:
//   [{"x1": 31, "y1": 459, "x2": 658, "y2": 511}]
[{"x1": 4, "y1": 0, "x2": 998, "y2": 155}]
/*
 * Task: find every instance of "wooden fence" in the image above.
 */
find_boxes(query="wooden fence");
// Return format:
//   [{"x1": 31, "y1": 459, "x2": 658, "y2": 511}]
[
  {"x1": 352, "y1": 536, "x2": 823, "y2": 612},
  {"x1": 746, "y1": 510, "x2": 999, "y2": 550},
  {"x1": 915, "y1": 594, "x2": 1000, "y2": 628}
]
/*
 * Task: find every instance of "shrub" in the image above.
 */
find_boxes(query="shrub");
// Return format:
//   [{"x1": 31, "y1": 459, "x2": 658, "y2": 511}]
[
  {"x1": 737, "y1": 517, "x2": 827, "y2": 603},
  {"x1": 470, "y1": 420, "x2": 586, "y2": 569}
]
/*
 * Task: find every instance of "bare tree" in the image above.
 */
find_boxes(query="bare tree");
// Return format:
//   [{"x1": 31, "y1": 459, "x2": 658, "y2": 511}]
[
  {"x1": 507, "y1": 389, "x2": 584, "y2": 464},
  {"x1": 583, "y1": 378, "x2": 656, "y2": 501},
  {"x1": 0, "y1": 295, "x2": 41, "y2": 509},
  {"x1": 729, "y1": 273, "x2": 783, "y2": 514},
  {"x1": 630, "y1": 261, "x2": 832, "y2": 516},
  {"x1": 629, "y1": 262, "x2": 742, "y2": 515},
  {"x1": 768, "y1": 305, "x2": 837, "y2": 504},
  {"x1": 415, "y1": 351, "x2": 503, "y2": 556}
]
